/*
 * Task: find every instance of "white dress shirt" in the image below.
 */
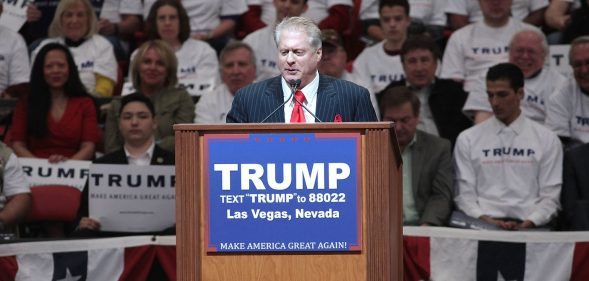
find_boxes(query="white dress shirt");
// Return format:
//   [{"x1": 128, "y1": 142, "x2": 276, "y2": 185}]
[
  {"x1": 124, "y1": 140, "x2": 156, "y2": 166},
  {"x1": 282, "y1": 72, "x2": 320, "y2": 123}
]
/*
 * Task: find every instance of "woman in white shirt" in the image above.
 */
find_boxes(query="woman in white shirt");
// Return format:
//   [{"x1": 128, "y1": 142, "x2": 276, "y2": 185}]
[
  {"x1": 32, "y1": 0, "x2": 118, "y2": 97},
  {"x1": 130, "y1": 0, "x2": 219, "y2": 97}
]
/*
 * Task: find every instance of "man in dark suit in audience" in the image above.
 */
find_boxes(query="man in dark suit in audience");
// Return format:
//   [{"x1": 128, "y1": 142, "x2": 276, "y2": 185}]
[
  {"x1": 226, "y1": 16, "x2": 377, "y2": 123},
  {"x1": 74, "y1": 93, "x2": 174, "y2": 237},
  {"x1": 562, "y1": 144, "x2": 589, "y2": 230},
  {"x1": 380, "y1": 86, "x2": 454, "y2": 226},
  {"x1": 380, "y1": 35, "x2": 472, "y2": 146}
]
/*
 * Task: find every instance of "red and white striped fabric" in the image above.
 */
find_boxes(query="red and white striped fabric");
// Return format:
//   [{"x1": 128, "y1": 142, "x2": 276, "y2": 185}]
[
  {"x1": 0, "y1": 236, "x2": 176, "y2": 281},
  {"x1": 404, "y1": 227, "x2": 589, "y2": 281},
  {"x1": 3, "y1": 228, "x2": 589, "y2": 280}
]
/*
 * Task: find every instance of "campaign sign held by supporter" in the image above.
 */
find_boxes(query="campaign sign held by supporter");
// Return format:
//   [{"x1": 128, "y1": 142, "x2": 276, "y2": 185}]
[
  {"x1": 88, "y1": 164, "x2": 176, "y2": 232},
  {"x1": 205, "y1": 133, "x2": 361, "y2": 253},
  {"x1": 19, "y1": 158, "x2": 91, "y2": 191},
  {"x1": 0, "y1": 0, "x2": 28, "y2": 32}
]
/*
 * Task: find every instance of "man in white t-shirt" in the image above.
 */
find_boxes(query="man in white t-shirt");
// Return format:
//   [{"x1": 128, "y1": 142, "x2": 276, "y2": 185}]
[
  {"x1": 243, "y1": 0, "x2": 308, "y2": 81},
  {"x1": 545, "y1": 36, "x2": 589, "y2": 148},
  {"x1": 464, "y1": 28, "x2": 565, "y2": 124},
  {"x1": 353, "y1": 0, "x2": 411, "y2": 116},
  {"x1": 454, "y1": 63, "x2": 562, "y2": 230},
  {"x1": 441, "y1": 0, "x2": 535, "y2": 93},
  {"x1": 0, "y1": 3, "x2": 31, "y2": 98},
  {"x1": 195, "y1": 42, "x2": 257, "y2": 123},
  {"x1": 360, "y1": 0, "x2": 447, "y2": 44},
  {"x1": 0, "y1": 141, "x2": 31, "y2": 234},
  {"x1": 446, "y1": 0, "x2": 548, "y2": 30}
]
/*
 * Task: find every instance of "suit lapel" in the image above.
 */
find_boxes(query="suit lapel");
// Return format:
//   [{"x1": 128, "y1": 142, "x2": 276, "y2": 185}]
[
  {"x1": 264, "y1": 77, "x2": 286, "y2": 123},
  {"x1": 316, "y1": 75, "x2": 337, "y2": 122},
  {"x1": 114, "y1": 150, "x2": 129, "y2": 164}
]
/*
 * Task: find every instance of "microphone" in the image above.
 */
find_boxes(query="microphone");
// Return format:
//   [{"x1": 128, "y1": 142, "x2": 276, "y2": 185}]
[
  {"x1": 289, "y1": 79, "x2": 301, "y2": 90},
  {"x1": 260, "y1": 79, "x2": 300, "y2": 123}
]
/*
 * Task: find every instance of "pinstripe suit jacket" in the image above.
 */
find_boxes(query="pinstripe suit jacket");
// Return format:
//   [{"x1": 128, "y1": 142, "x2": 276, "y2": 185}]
[{"x1": 226, "y1": 75, "x2": 378, "y2": 123}]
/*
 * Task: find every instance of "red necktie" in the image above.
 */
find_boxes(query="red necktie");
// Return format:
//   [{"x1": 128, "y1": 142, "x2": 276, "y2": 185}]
[{"x1": 290, "y1": 90, "x2": 307, "y2": 123}]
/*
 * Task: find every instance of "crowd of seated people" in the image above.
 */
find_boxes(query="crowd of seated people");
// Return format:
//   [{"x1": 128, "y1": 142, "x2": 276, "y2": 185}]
[{"x1": 3, "y1": 0, "x2": 589, "y2": 241}]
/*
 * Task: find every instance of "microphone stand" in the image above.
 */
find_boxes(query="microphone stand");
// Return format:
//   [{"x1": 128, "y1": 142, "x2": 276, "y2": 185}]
[{"x1": 260, "y1": 79, "x2": 300, "y2": 123}]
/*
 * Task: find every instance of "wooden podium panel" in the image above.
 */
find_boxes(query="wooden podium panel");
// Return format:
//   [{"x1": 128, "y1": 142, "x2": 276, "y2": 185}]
[{"x1": 174, "y1": 123, "x2": 402, "y2": 281}]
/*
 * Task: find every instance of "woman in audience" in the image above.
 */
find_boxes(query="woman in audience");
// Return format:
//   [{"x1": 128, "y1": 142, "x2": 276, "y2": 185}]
[
  {"x1": 105, "y1": 40, "x2": 195, "y2": 153},
  {"x1": 11, "y1": 43, "x2": 100, "y2": 163},
  {"x1": 139, "y1": 0, "x2": 247, "y2": 53},
  {"x1": 32, "y1": 0, "x2": 118, "y2": 97},
  {"x1": 130, "y1": 0, "x2": 219, "y2": 93}
]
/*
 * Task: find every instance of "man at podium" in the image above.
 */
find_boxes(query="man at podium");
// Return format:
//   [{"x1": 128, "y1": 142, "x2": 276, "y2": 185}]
[{"x1": 226, "y1": 17, "x2": 377, "y2": 123}]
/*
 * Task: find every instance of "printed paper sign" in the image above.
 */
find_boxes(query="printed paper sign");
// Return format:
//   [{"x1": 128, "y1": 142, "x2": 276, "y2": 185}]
[
  {"x1": 0, "y1": 0, "x2": 29, "y2": 32},
  {"x1": 88, "y1": 164, "x2": 176, "y2": 232},
  {"x1": 19, "y1": 158, "x2": 91, "y2": 191},
  {"x1": 205, "y1": 133, "x2": 362, "y2": 253}
]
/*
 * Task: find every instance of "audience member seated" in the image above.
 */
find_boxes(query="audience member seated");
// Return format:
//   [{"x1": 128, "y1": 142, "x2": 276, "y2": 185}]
[
  {"x1": 545, "y1": 0, "x2": 582, "y2": 42},
  {"x1": 125, "y1": 0, "x2": 248, "y2": 54},
  {"x1": 105, "y1": 40, "x2": 195, "y2": 153},
  {"x1": 318, "y1": 29, "x2": 353, "y2": 81},
  {"x1": 0, "y1": 142, "x2": 31, "y2": 236},
  {"x1": 407, "y1": 0, "x2": 447, "y2": 42},
  {"x1": 361, "y1": 0, "x2": 448, "y2": 44},
  {"x1": 561, "y1": 142, "x2": 589, "y2": 230},
  {"x1": 243, "y1": 0, "x2": 308, "y2": 81},
  {"x1": 379, "y1": 35, "x2": 471, "y2": 146},
  {"x1": 440, "y1": 0, "x2": 535, "y2": 93},
  {"x1": 445, "y1": 0, "x2": 548, "y2": 30},
  {"x1": 353, "y1": 0, "x2": 411, "y2": 116},
  {"x1": 454, "y1": 63, "x2": 562, "y2": 230},
  {"x1": 465, "y1": 28, "x2": 565, "y2": 124},
  {"x1": 21, "y1": 0, "x2": 104, "y2": 45},
  {"x1": 10, "y1": 43, "x2": 100, "y2": 238},
  {"x1": 31, "y1": 0, "x2": 118, "y2": 97},
  {"x1": 545, "y1": 36, "x2": 589, "y2": 148},
  {"x1": 561, "y1": 0, "x2": 589, "y2": 43},
  {"x1": 380, "y1": 86, "x2": 453, "y2": 226},
  {"x1": 560, "y1": 144, "x2": 589, "y2": 231},
  {"x1": 0, "y1": 2, "x2": 31, "y2": 98},
  {"x1": 11, "y1": 43, "x2": 100, "y2": 162},
  {"x1": 300, "y1": 0, "x2": 352, "y2": 35},
  {"x1": 130, "y1": 0, "x2": 219, "y2": 93},
  {"x1": 75, "y1": 94, "x2": 174, "y2": 237},
  {"x1": 194, "y1": 42, "x2": 256, "y2": 123}
]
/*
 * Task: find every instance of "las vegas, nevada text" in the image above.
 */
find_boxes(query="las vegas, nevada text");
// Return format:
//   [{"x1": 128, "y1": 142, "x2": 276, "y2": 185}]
[{"x1": 214, "y1": 163, "x2": 351, "y2": 221}]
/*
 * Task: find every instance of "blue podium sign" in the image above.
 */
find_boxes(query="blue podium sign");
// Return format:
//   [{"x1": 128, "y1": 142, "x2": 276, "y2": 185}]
[{"x1": 204, "y1": 133, "x2": 362, "y2": 253}]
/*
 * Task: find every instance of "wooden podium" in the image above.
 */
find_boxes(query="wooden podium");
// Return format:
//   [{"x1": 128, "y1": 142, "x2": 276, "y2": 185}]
[{"x1": 174, "y1": 123, "x2": 402, "y2": 281}]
